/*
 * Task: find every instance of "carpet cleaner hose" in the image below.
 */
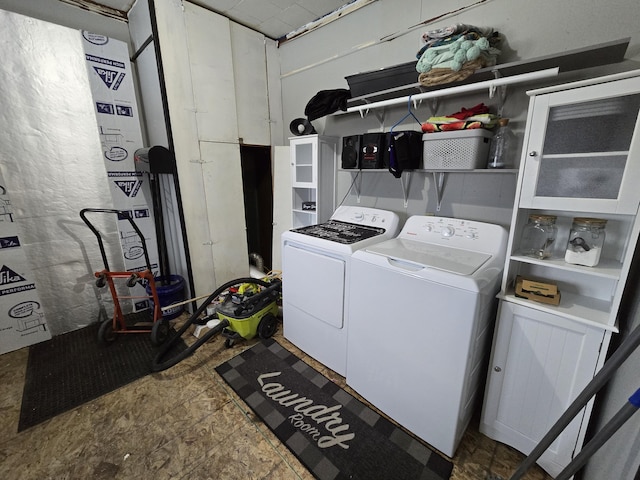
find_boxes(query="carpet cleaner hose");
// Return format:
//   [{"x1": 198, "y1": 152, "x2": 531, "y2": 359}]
[{"x1": 151, "y1": 277, "x2": 280, "y2": 372}]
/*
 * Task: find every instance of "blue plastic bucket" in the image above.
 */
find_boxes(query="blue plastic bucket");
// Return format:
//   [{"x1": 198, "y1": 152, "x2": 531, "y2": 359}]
[{"x1": 146, "y1": 274, "x2": 186, "y2": 320}]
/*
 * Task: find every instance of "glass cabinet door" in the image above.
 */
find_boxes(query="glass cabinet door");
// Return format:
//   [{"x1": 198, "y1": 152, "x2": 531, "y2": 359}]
[
  {"x1": 291, "y1": 140, "x2": 316, "y2": 187},
  {"x1": 520, "y1": 76, "x2": 640, "y2": 214}
]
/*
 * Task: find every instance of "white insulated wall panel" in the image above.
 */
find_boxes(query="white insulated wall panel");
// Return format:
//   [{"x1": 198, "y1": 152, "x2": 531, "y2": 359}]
[
  {"x1": 0, "y1": 11, "x2": 121, "y2": 340},
  {"x1": 231, "y1": 23, "x2": 270, "y2": 146}
]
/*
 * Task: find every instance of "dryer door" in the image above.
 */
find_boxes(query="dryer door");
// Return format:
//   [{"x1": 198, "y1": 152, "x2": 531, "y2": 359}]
[{"x1": 283, "y1": 244, "x2": 345, "y2": 328}]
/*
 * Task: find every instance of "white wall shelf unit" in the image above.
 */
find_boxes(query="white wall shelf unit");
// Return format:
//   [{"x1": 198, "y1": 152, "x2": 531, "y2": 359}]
[
  {"x1": 290, "y1": 134, "x2": 337, "y2": 228},
  {"x1": 480, "y1": 69, "x2": 640, "y2": 478}
]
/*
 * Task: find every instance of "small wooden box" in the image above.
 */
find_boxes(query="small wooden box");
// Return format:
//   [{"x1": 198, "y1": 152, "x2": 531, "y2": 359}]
[{"x1": 514, "y1": 276, "x2": 561, "y2": 305}]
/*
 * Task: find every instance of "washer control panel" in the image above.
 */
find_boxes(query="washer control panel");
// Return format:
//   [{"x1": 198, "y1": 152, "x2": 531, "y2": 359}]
[{"x1": 399, "y1": 216, "x2": 507, "y2": 255}]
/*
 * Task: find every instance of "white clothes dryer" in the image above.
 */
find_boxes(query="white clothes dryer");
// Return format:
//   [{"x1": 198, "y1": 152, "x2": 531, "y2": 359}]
[
  {"x1": 346, "y1": 215, "x2": 507, "y2": 457},
  {"x1": 282, "y1": 205, "x2": 400, "y2": 376}
]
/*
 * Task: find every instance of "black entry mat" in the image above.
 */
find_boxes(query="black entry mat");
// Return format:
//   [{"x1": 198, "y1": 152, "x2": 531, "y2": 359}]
[
  {"x1": 18, "y1": 322, "x2": 187, "y2": 432},
  {"x1": 215, "y1": 339, "x2": 453, "y2": 480}
]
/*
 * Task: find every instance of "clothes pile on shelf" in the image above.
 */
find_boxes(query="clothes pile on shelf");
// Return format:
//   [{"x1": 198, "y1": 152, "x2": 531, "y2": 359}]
[
  {"x1": 421, "y1": 102, "x2": 499, "y2": 133},
  {"x1": 416, "y1": 24, "x2": 502, "y2": 87}
]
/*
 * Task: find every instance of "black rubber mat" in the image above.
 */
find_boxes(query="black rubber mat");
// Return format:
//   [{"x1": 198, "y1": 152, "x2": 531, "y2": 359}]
[
  {"x1": 18, "y1": 321, "x2": 187, "y2": 432},
  {"x1": 216, "y1": 339, "x2": 454, "y2": 480}
]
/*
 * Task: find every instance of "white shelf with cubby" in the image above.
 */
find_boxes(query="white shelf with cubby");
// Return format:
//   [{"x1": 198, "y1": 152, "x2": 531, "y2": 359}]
[{"x1": 290, "y1": 134, "x2": 337, "y2": 228}]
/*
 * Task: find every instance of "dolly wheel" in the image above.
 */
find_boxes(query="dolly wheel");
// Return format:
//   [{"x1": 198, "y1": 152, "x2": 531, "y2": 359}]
[
  {"x1": 98, "y1": 319, "x2": 117, "y2": 344},
  {"x1": 126, "y1": 274, "x2": 139, "y2": 288},
  {"x1": 151, "y1": 320, "x2": 170, "y2": 346},
  {"x1": 257, "y1": 313, "x2": 278, "y2": 339},
  {"x1": 95, "y1": 274, "x2": 107, "y2": 288},
  {"x1": 224, "y1": 337, "x2": 235, "y2": 348}
]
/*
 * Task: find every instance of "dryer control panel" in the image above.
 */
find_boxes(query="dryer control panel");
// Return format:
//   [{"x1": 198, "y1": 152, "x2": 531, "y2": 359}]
[
  {"x1": 330, "y1": 205, "x2": 400, "y2": 230},
  {"x1": 398, "y1": 216, "x2": 507, "y2": 255}
]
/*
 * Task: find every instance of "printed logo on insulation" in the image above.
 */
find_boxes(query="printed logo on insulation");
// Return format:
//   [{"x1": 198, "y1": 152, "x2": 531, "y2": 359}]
[
  {"x1": 97, "y1": 102, "x2": 115, "y2": 115},
  {"x1": 82, "y1": 31, "x2": 109, "y2": 45},
  {"x1": 85, "y1": 54, "x2": 125, "y2": 69},
  {"x1": 115, "y1": 180, "x2": 142, "y2": 197},
  {"x1": 116, "y1": 105, "x2": 133, "y2": 117},
  {"x1": 104, "y1": 147, "x2": 128, "y2": 162},
  {"x1": 93, "y1": 67, "x2": 125, "y2": 90},
  {"x1": 0, "y1": 236, "x2": 20, "y2": 249},
  {"x1": 121, "y1": 230, "x2": 144, "y2": 260},
  {"x1": 0, "y1": 265, "x2": 26, "y2": 285},
  {"x1": 8, "y1": 301, "x2": 41, "y2": 318}
]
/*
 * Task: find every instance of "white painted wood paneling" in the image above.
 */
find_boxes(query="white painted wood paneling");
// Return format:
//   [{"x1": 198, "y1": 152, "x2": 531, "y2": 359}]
[
  {"x1": 134, "y1": 44, "x2": 168, "y2": 147},
  {"x1": 265, "y1": 38, "x2": 284, "y2": 147},
  {"x1": 481, "y1": 302, "x2": 606, "y2": 477},
  {"x1": 271, "y1": 145, "x2": 292, "y2": 271},
  {"x1": 230, "y1": 22, "x2": 270, "y2": 146},
  {"x1": 153, "y1": 0, "x2": 215, "y2": 296},
  {"x1": 184, "y1": 2, "x2": 239, "y2": 143},
  {"x1": 200, "y1": 141, "x2": 249, "y2": 282},
  {"x1": 127, "y1": 0, "x2": 151, "y2": 52}
]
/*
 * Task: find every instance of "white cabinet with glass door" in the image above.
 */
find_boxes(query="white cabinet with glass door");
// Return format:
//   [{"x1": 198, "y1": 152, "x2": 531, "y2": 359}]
[
  {"x1": 290, "y1": 134, "x2": 337, "y2": 228},
  {"x1": 481, "y1": 70, "x2": 640, "y2": 478}
]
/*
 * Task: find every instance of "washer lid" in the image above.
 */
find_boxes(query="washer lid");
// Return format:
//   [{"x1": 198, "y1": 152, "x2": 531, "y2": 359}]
[{"x1": 364, "y1": 238, "x2": 492, "y2": 275}]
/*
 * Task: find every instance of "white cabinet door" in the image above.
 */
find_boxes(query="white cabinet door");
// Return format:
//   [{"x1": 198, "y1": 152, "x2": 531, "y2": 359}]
[
  {"x1": 480, "y1": 301, "x2": 606, "y2": 478},
  {"x1": 290, "y1": 136, "x2": 318, "y2": 188},
  {"x1": 272, "y1": 146, "x2": 292, "y2": 271},
  {"x1": 519, "y1": 75, "x2": 640, "y2": 215}
]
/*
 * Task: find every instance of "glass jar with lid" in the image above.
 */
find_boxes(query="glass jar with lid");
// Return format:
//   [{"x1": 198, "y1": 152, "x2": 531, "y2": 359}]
[
  {"x1": 520, "y1": 214, "x2": 558, "y2": 259},
  {"x1": 564, "y1": 217, "x2": 607, "y2": 267}
]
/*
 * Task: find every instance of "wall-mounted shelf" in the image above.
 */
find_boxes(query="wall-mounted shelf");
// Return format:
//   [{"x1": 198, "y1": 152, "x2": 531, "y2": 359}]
[
  {"x1": 344, "y1": 68, "x2": 559, "y2": 121},
  {"x1": 343, "y1": 38, "x2": 630, "y2": 119}
]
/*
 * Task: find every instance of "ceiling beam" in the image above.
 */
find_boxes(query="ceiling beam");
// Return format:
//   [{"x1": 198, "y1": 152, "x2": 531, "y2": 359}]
[{"x1": 58, "y1": 0, "x2": 128, "y2": 22}]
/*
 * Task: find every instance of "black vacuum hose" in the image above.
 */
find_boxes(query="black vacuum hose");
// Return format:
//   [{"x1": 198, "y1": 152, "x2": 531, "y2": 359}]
[{"x1": 151, "y1": 277, "x2": 280, "y2": 372}]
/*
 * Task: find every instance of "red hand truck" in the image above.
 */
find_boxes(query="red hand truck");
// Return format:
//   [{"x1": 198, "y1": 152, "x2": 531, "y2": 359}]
[{"x1": 80, "y1": 208, "x2": 169, "y2": 346}]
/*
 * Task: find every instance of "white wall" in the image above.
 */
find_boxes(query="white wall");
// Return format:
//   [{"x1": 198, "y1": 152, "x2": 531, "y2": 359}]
[
  {"x1": 279, "y1": 0, "x2": 640, "y2": 128},
  {"x1": 278, "y1": 0, "x2": 640, "y2": 228}
]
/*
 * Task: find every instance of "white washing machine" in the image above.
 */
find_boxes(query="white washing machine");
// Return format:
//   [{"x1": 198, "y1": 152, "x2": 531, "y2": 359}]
[
  {"x1": 282, "y1": 205, "x2": 400, "y2": 376},
  {"x1": 346, "y1": 215, "x2": 508, "y2": 457}
]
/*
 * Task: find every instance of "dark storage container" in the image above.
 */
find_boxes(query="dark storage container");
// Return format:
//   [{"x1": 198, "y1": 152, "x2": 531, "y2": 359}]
[{"x1": 345, "y1": 61, "x2": 418, "y2": 98}]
